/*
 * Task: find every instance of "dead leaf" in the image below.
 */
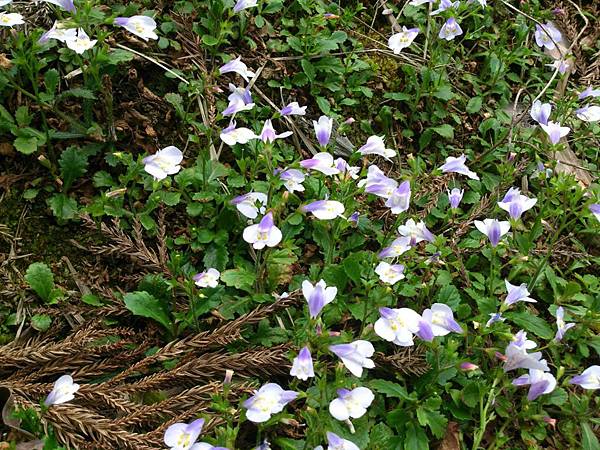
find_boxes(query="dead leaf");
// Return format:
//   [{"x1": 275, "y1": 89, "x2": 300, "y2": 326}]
[
  {"x1": 16, "y1": 441, "x2": 44, "y2": 450},
  {"x1": 437, "y1": 421, "x2": 460, "y2": 450},
  {"x1": 0, "y1": 142, "x2": 15, "y2": 157},
  {"x1": 0, "y1": 387, "x2": 35, "y2": 439},
  {"x1": 0, "y1": 54, "x2": 11, "y2": 70}
]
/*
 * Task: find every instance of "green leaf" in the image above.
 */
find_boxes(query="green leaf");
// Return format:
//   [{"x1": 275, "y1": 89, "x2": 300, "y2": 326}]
[
  {"x1": 432, "y1": 85, "x2": 454, "y2": 101},
  {"x1": 31, "y1": 314, "x2": 52, "y2": 331},
  {"x1": 14, "y1": 136, "x2": 38, "y2": 155},
  {"x1": 263, "y1": 0, "x2": 283, "y2": 13},
  {"x1": 342, "y1": 253, "x2": 363, "y2": 285},
  {"x1": 582, "y1": 422, "x2": 600, "y2": 450},
  {"x1": 221, "y1": 268, "x2": 256, "y2": 292},
  {"x1": 48, "y1": 193, "x2": 78, "y2": 220},
  {"x1": 404, "y1": 422, "x2": 429, "y2": 450},
  {"x1": 25, "y1": 262, "x2": 55, "y2": 302},
  {"x1": 315, "y1": 96, "x2": 331, "y2": 114},
  {"x1": 416, "y1": 406, "x2": 447, "y2": 438},
  {"x1": 44, "y1": 69, "x2": 60, "y2": 94},
  {"x1": 59, "y1": 147, "x2": 88, "y2": 191},
  {"x1": 124, "y1": 291, "x2": 173, "y2": 334},
  {"x1": 370, "y1": 379, "x2": 411, "y2": 400},
  {"x1": 107, "y1": 48, "x2": 134, "y2": 64},
  {"x1": 330, "y1": 30, "x2": 347, "y2": 43},
  {"x1": 432, "y1": 124, "x2": 454, "y2": 139},
  {"x1": 300, "y1": 59, "x2": 316, "y2": 82},
  {"x1": 202, "y1": 35, "x2": 219, "y2": 46},
  {"x1": 505, "y1": 312, "x2": 554, "y2": 339},
  {"x1": 203, "y1": 244, "x2": 229, "y2": 271},
  {"x1": 58, "y1": 88, "x2": 97, "y2": 100},
  {"x1": 15, "y1": 106, "x2": 31, "y2": 126},
  {"x1": 466, "y1": 96, "x2": 483, "y2": 113}
]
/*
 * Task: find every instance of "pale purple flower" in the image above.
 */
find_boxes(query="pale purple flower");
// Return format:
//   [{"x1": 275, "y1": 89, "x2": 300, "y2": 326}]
[
  {"x1": 397, "y1": 219, "x2": 435, "y2": 245},
  {"x1": 326, "y1": 432, "x2": 359, "y2": 450},
  {"x1": 388, "y1": 27, "x2": 419, "y2": 54},
  {"x1": 219, "y1": 120, "x2": 257, "y2": 146},
  {"x1": 569, "y1": 366, "x2": 600, "y2": 390},
  {"x1": 0, "y1": 12, "x2": 22, "y2": 26},
  {"x1": 233, "y1": 0, "x2": 257, "y2": 13},
  {"x1": 448, "y1": 188, "x2": 464, "y2": 209},
  {"x1": 242, "y1": 212, "x2": 282, "y2": 249},
  {"x1": 439, "y1": 154, "x2": 479, "y2": 180},
  {"x1": 329, "y1": 340, "x2": 375, "y2": 377},
  {"x1": 360, "y1": 165, "x2": 398, "y2": 199},
  {"x1": 164, "y1": 419, "x2": 205, "y2": 450},
  {"x1": 44, "y1": 375, "x2": 79, "y2": 406},
  {"x1": 409, "y1": 0, "x2": 434, "y2": 5},
  {"x1": 43, "y1": 0, "x2": 75, "y2": 12},
  {"x1": 498, "y1": 187, "x2": 537, "y2": 220},
  {"x1": 259, "y1": 119, "x2": 293, "y2": 143},
  {"x1": 438, "y1": 18, "x2": 463, "y2": 41},
  {"x1": 223, "y1": 84, "x2": 254, "y2": 116},
  {"x1": 534, "y1": 22, "x2": 562, "y2": 51},
  {"x1": 374, "y1": 307, "x2": 421, "y2": 346},
  {"x1": 280, "y1": 102, "x2": 307, "y2": 116},
  {"x1": 590, "y1": 204, "x2": 600, "y2": 222},
  {"x1": 579, "y1": 86, "x2": 600, "y2": 100},
  {"x1": 0, "y1": 0, "x2": 12, "y2": 7},
  {"x1": 65, "y1": 28, "x2": 97, "y2": 54},
  {"x1": 290, "y1": 346, "x2": 315, "y2": 380},
  {"x1": 251, "y1": 441, "x2": 270, "y2": 450},
  {"x1": 375, "y1": 262, "x2": 405, "y2": 285},
  {"x1": 503, "y1": 331, "x2": 549, "y2": 372},
  {"x1": 575, "y1": 105, "x2": 600, "y2": 122},
  {"x1": 431, "y1": 0, "x2": 460, "y2": 15},
  {"x1": 540, "y1": 121, "x2": 570, "y2": 144},
  {"x1": 191, "y1": 444, "x2": 229, "y2": 450},
  {"x1": 512, "y1": 369, "x2": 557, "y2": 401},
  {"x1": 193, "y1": 268, "x2": 220, "y2": 288},
  {"x1": 419, "y1": 303, "x2": 463, "y2": 338},
  {"x1": 554, "y1": 306, "x2": 575, "y2": 341},
  {"x1": 219, "y1": 56, "x2": 255, "y2": 82},
  {"x1": 299, "y1": 152, "x2": 340, "y2": 176},
  {"x1": 485, "y1": 312, "x2": 505, "y2": 327},
  {"x1": 243, "y1": 383, "x2": 298, "y2": 423},
  {"x1": 504, "y1": 280, "x2": 536, "y2": 305},
  {"x1": 302, "y1": 279, "x2": 337, "y2": 318},
  {"x1": 114, "y1": 16, "x2": 158, "y2": 41},
  {"x1": 546, "y1": 59, "x2": 571, "y2": 75},
  {"x1": 385, "y1": 181, "x2": 411, "y2": 214},
  {"x1": 474, "y1": 218, "x2": 510, "y2": 247},
  {"x1": 334, "y1": 158, "x2": 360, "y2": 180},
  {"x1": 313, "y1": 115, "x2": 333, "y2": 147},
  {"x1": 279, "y1": 169, "x2": 305, "y2": 193},
  {"x1": 348, "y1": 211, "x2": 359, "y2": 225},
  {"x1": 378, "y1": 236, "x2": 412, "y2": 259},
  {"x1": 142, "y1": 146, "x2": 183, "y2": 180},
  {"x1": 39, "y1": 22, "x2": 77, "y2": 43},
  {"x1": 301, "y1": 200, "x2": 345, "y2": 220},
  {"x1": 530, "y1": 100, "x2": 552, "y2": 126},
  {"x1": 230, "y1": 192, "x2": 267, "y2": 219},
  {"x1": 358, "y1": 135, "x2": 396, "y2": 159},
  {"x1": 329, "y1": 387, "x2": 374, "y2": 421},
  {"x1": 460, "y1": 362, "x2": 480, "y2": 371}
]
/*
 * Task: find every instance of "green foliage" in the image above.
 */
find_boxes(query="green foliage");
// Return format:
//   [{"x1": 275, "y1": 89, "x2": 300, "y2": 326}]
[
  {"x1": 24, "y1": 262, "x2": 60, "y2": 303},
  {"x1": 124, "y1": 291, "x2": 174, "y2": 335}
]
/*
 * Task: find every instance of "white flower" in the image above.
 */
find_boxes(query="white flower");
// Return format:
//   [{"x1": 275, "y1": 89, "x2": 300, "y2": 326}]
[
  {"x1": 280, "y1": 169, "x2": 305, "y2": 193},
  {"x1": 142, "y1": 146, "x2": 183, "y2": 180},
  {"x1": 230, "y1": 192, "x2": 267, "y2": 219},
  {"x1": 219, "y1": 120, "x2": 257, "y2": 146},
  {"x1": 388, "y1": 27, "x2": 419, "y2": 53},
  {"x1": 576, "y1": 105, "x2": 600, "y2": 122},
  {"x1": 219, "y1": 56, "x2": 255, "y2": 82},
  {"x1": 39, "y1": 22, "x2": 77, "y2": 43},
  {"x1": 329, "y1": 387, "x2": 374, "y2": 421},
  {"x1": 540, "y1": 121, "x2": 570, "y2": 145},
  {"x1": 193, "y1": 268, "x2": 220, "y2": 288},
  {"x1": 358, "y1": 135, "x2": 396, "y2": 159},
  {"x1": 242, "y1": 212, "x2": 282, "y2": 249},
  {"x1": 300, "y1": 152, "x2": 341, "y2": 176},
  {"x1": 0, "y1": 12, "x2": 24, "y2": 27},
  {"x1": 290, "y1": 347, "x2": 315, "y2": 381},
  {"x1": 329, "y1": 340, "x2": 375, "y2": 377},
  {"x1": 301, "y1": 200, "x2": 345, "y2": 220},
  {"x1": 45, "y1": 375, "x2": 80, "y2": 406},
  {"x1": 302, "y1": 279, "x2": 337, "y2": 318},
  {"x1": 114, "y1": 15, "x2": 158, "y2": 41},
  {"x1": 374, "y1": 307, "x2": 421, "y2": 347},
  {"x1": 375, "y1": 262, "x2": 405, "y2": 285},
  {"x1": 65, "y1": 28, "x2": 97, "y2": 54}
]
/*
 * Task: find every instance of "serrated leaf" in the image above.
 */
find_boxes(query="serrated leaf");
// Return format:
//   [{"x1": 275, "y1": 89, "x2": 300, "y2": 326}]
[
  {"x1": 59, "y1": 147, "x2": 88, "y2": 191},
  {"x1": 467, "y1": 96, "x2": 483, "y2": 113},
  {"x1": 25, "y1": 262, "x2": 55, "y2": 302},
  {"x1": 582, "y1": 422, "x2": 600, "y2": 450},
  {"x1": 48, "y1": 193, "x2": 78, "y2": 220},
  {"x1": 203, "y1": 244, "x2": 229, "y2": 270},
  {"x1": 505, "y1": 312, "x2": 554, "y2": 339},
  {"x1": 404, "y1": 422, "x2": 429, "y2": 450},
  {"x1": 370, "y1": 379, "x2": 411, "y2": 400},
  {"x1": 202, "y1": 35, "x2": 219, "y2": 46},
  {"x1": 31, "y1": 314, "x2": 52, "y2": 331},
  {"x1": 416, "y1": 406, "x2": 447, "y2": 438},
  {"x1": 315, "y1": 96, "x2": 331, "y2": 114},
  {"x1": 432, "y1": 124, "x2": 454, "y2": 139},
  {"x1": 58, "y1": 88, "x2": 97, "y2": 100},
  {"x1": 221, "y1": 268, "x2": 256, "y2": 292},
  {"x1": 432, "y1": 85, "x2": 454, "y2": 101},
  {"x1": 300, "y1": 59, "x2": 316, "y2": 82},
  {"x1": 44, "y1": 69, "x2": 59, "y2": 94},
  {"x1": 14, "y1": 136, "x2": 38, "y2": 155},
  {"x1": 124, "y1": 291, "x2": 173, "y2": 334}
]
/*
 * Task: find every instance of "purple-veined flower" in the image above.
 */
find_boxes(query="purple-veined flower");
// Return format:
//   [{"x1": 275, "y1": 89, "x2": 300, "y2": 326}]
[
  {"x1": 348, "y1": 211, "x2": 359, "y2": 225},
  {"x1": 164, "y1": 418, "x2": 204, "y2": 450},
  {"x1": 504, "y1": 280, "x2": 536, "y2": 305},
  {"x1": 313, "y1": 115, "x2": 333, "y2": 147},
  {"x1": 219, "y1": 56, "x2": 255, "y2": 81},
  {"x1": 385, "y1": 181, "x2": 411, "y2": 214},
  {"x1": 540, "y1": 121, "x2": 570, "y2": 144},
  {"x1": 579, "y1": 86, "x2": 600, "y2": 100},
  {"x1": 301, "y1": 200, "x2": 345, "y2": 220},
  {"x1": 43, "y1": 0, "x2": 75, "y2": 12},
  {"x1": 223, "y1": 84, "x2": 254, "y2": 116},
  {"x1": 590, "y1": 204, "x2": 600, "y2": 222},
  {"x1": 397, "y1": 218, "x2": 435, "y2": 245},
  {"x1": 65, "y1": 28, "x2": 97, "y2": 54},
  {"x1": 299, "y1": 152, "x2": 340, "y2": 176},
  {"x1": 374, "y1": 307, "x2": 421, "y2": 346},
  {"x1": 193, "y1": 268, "x2": 220, "y2": 288},
  {"x1": 114, "y1": 15, "x2": 158, "y2": 41},
  {"x1": 358, "y1": 135, "x2": 396, "y2": 159},
  {"x1": 504, "y1": 331, "x2": 549, "y2": 372},
  {"x1": 233, "y1": 0, "x2": 257, "y2": 13},
  {"x1": 448, "y1": 188, "x2": 464, "y2": 209},
  {"x1": 334, "y1": 158, "x2": 360, "y2": 180},
  {"x1": 290, "y1": 346, "x2": 315, "y2": 380},
  {"x1": 431, "y1": 0, "x2": 460, "y2": 15},
  {"x1": 44, "y1": 375, "x2": 79, "y2": 406},
  {"x1": 375, "y1": 262, "x2": 405, "y2": 285},
  {"x1": 142, "y1": 146, "x2": 183, "y2": 180},
  {"x1": 39, "y1": 22, "x2": 77, "y2": 43},
  {"x1": 0, "y1": 11, "x2": 23, "y2": 26},
  {"x1": 486, "y1": 312, "x2": 505, "y2": 327},
  {"x1": 243, "y1": 383, "x2": 298, "y2": 423},
  {"x1": 569, "y1": 366, "x2": 600, "y2": 390},
  {"x1": 439, "y1": 154, "x2": 479, "y2": 180},
  {"x1": 329, "y1": 340, "x2": 375, "y2": 377},
  {"x1": 302, "y1": 279, "x2": 337, "y2": 318},
  {"x1": 534, "y1": 22, "x2": 562, "y2": 50},
  {"x1": 546, "y1": 58, "x2": 571, "y2": 75},
  {"x1": 219, "y1": 120, "x2": 257, "y2": 146},
  {"x1": 259, "y1": 119, "x2": 293, "y2": 143},
  {"x1": 460, "y1": 362, "x2": 480, "y2": 371},
  {"x1": 554, "y1": 306, "x2": 575, "y2": 341},
  {"x1": 498, "y1": 187, "x2": 537, "y2": 220},
  {"x1": 279, "y1": 169, "x2": 305, "y2": 193},
  {"x1": 419, "y1": 303, "x2": 463, "y2": 338},
  {"x1": 474, "y1": 218, "x2": 510, "y2": 247},
  {"x1": 388, "y1": 27, "x2": 419, "y2": 54},
  {"x1": 438, "y1": 17, "x2": 463, "y2": 41},
  {"x1": 329, "y1": 387, "x2": 374, "y2": 421},
  {"x1": 360, "y1": 165, "x2": 398, "y2": 199},
  {"x1": 326, "y1": 432, "x2": 359, "y2": 450},
  {"x1": 280, "y1": 101, "x2": 307, "y2": 116},
  {"x1": 575, "y1": 105, "x2": 600, "y2": 122},
  {"x1": 230, "y1": 192, "x2": 267, "y2": 219},
  {"x1": 378, "y1": 236, "x2": 412, "y2": 259},
  {"x1": 512, "y1": 369, "x2": 557, "y2": 401},
  {"x1": 242, "y1": 212, "x2": 282, "y2": 249},
  {"x1": 530, "y1": 100, "x2": 552, "y2": 126}
]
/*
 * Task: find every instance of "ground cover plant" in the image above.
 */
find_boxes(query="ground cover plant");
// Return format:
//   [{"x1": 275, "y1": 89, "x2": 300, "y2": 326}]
[{"x1": 0, "y1": 0, "x2": 599, "y2": 448}]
